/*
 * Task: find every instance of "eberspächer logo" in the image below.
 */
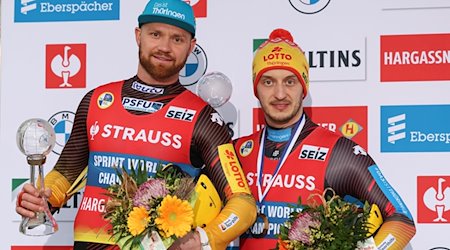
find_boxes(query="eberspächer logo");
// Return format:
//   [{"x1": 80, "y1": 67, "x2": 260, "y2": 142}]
[
  {"x1": 381, "y1": 105, "x2": 450, "y2": 152},
  {"x1": 289, "y1": 0, "x2": 331, "y2": 14},
  {"x1": 15, "y1": 0, "x2": 120, "y2": 23}
]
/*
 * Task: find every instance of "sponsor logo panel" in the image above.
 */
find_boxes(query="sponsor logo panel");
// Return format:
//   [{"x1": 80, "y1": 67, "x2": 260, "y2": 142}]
[
  {"x1": 15, "y1": 0, "x2": 120, "y2": 22},
  {"x1": 46, "y1": 44, "x2": 86, "y2": 89},
  {"x1": 252, "y1": 106, "x2": 368, "y2": 150},
  {"x1": 48, "y1": 111, "x2": 75, "y2": 155},
  {"x1": 381, "y1": 105, "x2": 450, "y2": 152},
  {"x1": 165, "y1": 106, "x2": 196, "y2": 122},
  {"x1": 180, "y1": 44, "x2": 207, "y2": 86},
  {"x1": 183, "y1": 0, "x2": 207, "y2": 17},
  {"x1": 380, "y1": 33, "x2": 450, "y2": 82},
  {"x1": 417, "y1": 176, "x2": 450, "y2": 223},
  {"x1": 253, "y1": 38, "x2": 366, "y2": 82},
  {"x1": 289, "y1": 0, "x2": 331, "y2": 14}
]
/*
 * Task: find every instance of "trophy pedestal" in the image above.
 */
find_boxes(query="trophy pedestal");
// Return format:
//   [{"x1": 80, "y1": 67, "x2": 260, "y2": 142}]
[{"x1": 20, "y1": 210, "x2": 58, "y2": 236}]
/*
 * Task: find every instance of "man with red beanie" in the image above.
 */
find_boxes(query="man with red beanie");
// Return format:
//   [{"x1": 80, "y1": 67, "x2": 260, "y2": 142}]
[
  {"x1": 15, "y1": 0, "x2": 256, "y2": 249},
  {"x1": 233, "y1": 28, "x2": 416, "y2": 250}
]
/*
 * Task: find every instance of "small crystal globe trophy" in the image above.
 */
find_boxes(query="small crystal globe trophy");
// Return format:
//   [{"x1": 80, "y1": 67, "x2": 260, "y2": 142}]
[
  {"x1": 196, "y1": 71, "x2": 233, "y2": 108},
  {"x1": 16, "y1": 118, "x2": 59, "y2": 236}
]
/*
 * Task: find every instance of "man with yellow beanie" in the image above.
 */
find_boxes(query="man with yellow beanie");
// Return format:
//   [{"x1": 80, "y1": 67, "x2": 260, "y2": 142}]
[{"x1": 233, "y1": 28, "x2": 416, "y2": 250}]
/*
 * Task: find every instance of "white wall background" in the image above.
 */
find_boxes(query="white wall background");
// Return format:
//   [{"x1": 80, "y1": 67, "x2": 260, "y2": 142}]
[{"x1": 1, "y1": 0, "x2": 450, "y2": 249}]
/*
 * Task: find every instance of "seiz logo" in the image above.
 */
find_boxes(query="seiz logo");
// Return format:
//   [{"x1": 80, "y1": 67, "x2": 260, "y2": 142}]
[
  {"x1": 289, "y1": 0, "x2": 331, "y2": 14},
  {"x1": 165, "y1": 106, "x2": 196, "y2": 122},
  {"x1": 381, "y1": 33, "x2": 450, "y2": 82},
  {"x1": 387, "y1": 114, "x2": 406, "y2": 144},
  {"x1": 183, "y1": 0, "x2": 207, "y2": 17},
  {"x1": 381, "y1": 105, "x2": 450, "y2": 152},
  {"x1": 417, "y1": 176, "x2": 450, "y2": 223},
  {"x1": 14, "y1": 0, "x2": 119, "y2": 23},
  {"x1": 299, "y1": 145, "x2": 329, "y2": 161},
  {"x1": 46, "y1": 44, "x2": 86, "y2": 88}
]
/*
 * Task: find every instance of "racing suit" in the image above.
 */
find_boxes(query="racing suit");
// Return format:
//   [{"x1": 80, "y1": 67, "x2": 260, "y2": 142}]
[
  {"x1": 44, "y1": 76, "x2": 257, "y2": 250},
  {"x1": 233, "y1": 114, "x2": 416, "y2": 250}
]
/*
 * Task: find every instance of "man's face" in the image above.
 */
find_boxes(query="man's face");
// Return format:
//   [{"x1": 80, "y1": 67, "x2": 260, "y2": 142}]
[
  {"x1": 136, "y1": 22, "x2": 196, "y2": 83},
  {"x1": 256, "y1": 69, "x2": 304, "y2": 128}
]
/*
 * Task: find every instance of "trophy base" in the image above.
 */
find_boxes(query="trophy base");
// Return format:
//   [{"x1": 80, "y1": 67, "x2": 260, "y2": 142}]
[{"x1": 20, "y1": 211, "x2": 58, "y2": 236}]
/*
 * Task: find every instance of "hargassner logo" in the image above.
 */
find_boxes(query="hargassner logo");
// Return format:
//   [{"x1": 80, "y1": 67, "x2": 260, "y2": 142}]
[
  {"x1": 381, "y1": 105, "x2": 450, "y2": 152},
  {"x1": 387, "y1": 114, "x2": 406, "y2": 144},
  {"x1": 380, "y1": 33, "x2": 450, "y2": 82},
  {"x1": 15, "y1": 0, "x2": 120, "y2": 23}
]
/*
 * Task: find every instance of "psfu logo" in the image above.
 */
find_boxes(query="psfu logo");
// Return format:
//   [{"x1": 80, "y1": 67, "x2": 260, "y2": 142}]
[{"x1": 387, "y1": 114, "x2": 406, "y2": 144}]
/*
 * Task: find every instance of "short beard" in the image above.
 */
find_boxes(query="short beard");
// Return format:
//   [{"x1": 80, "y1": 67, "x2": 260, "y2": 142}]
[
  {"x1": 262, "y1": 101, "x2": 302, "y2": 128},
  {"x1": 139, "y1": 48, "x2": 188, "y2": 83}
]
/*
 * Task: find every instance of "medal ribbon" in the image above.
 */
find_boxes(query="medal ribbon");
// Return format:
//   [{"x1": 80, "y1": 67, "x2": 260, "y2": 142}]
[{"x1": 256, "y1": 114, "x2": 306, "y2": 203}]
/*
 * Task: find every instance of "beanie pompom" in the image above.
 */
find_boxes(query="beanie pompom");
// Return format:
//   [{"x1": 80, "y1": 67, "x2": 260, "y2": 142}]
[{"x1": 269, "y1": 28, "x2": 294, "y2": 42}]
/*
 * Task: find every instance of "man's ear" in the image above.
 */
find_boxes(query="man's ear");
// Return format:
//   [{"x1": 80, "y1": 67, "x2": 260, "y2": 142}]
[{"x1": 135, "y1": 27, "x2": 141, "y2": 47}]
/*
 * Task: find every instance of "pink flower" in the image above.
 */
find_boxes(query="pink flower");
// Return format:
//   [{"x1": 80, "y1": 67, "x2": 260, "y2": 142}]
[
  {"x1": 133, "y1": 179, "x2": 169, "y2": 210},
  {"x1": 288, "y1": 212, "x2": 321, "y2": 245}
]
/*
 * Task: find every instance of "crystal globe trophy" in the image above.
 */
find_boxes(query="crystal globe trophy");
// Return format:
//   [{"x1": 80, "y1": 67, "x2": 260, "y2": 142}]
[
  {"x1": 196, "y1": 71, "x2": 233, "y2": 108},
  {"x1": 16, "y1": 118, "x2": 58, "y2": 236}
]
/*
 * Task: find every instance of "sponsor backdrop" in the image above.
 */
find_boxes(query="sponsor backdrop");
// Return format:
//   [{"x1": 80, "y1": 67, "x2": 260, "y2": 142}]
[{"x1": 1, "y1": 0, "x2": 449, "y2": 249}]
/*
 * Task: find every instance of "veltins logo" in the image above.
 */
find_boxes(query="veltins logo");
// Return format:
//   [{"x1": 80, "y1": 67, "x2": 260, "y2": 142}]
[
  {"x1": 46, "y1": 44, "x2": 86, "y2": 88},
  {"x1": 15, "y1": 0, "x2": 119, "y2": 23},
  {"x1": 179, "y1": 44, "x2": 207, "y2": 86},
  {"x1": 253, "y1": 37, "x2": 366, "y2": 82},
  {"x1": 289, "y1": 0, "x2": 331, "y2": 14},
  {"x1": 48, "y1": 111, "x2": 75, "y2": 155},
  {"x1": 417, "y1": 176, "x2": 450, "y2": 223},
  {"x1": 253, "y1": 106, "x2": 368, "y2": 150},
  {"x1": 183, "y1": 0, "x2": 207, "y2": 17},
  {"x1": 381, "y1": 33, "x2": 450, "y2": 82},
  {"x1": 381, "y1": 105, "x2": 450, "y2": 152}
]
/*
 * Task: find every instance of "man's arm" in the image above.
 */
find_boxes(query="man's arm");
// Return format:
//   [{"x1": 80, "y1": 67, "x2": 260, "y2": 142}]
[
  {"x1": 44, "y1": 90, "x2": 93, "y2": 208},
  {"x1": 326, "y1": 138, "x2": 416, "y2": 250},
  {"x1": 189, "y1": 106, "x2": 257, "y2": 250}
]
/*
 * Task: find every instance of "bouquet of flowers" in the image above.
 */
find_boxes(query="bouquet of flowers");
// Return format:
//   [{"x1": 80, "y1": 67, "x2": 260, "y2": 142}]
[
  {"x1": 276, "y1": 188, "x2": 376, "y2": 250},
  {"x1": 103, "y1": 164, "x2": 198, "y2": 250}
]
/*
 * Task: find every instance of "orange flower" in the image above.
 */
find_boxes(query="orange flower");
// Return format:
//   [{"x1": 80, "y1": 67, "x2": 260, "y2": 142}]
[
  {"x1": 127, "y1": 206, "x2": 150, "y2": 236},
  {"x1": 155, "y1": 195, "x2": 194, "y2": 238}
]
